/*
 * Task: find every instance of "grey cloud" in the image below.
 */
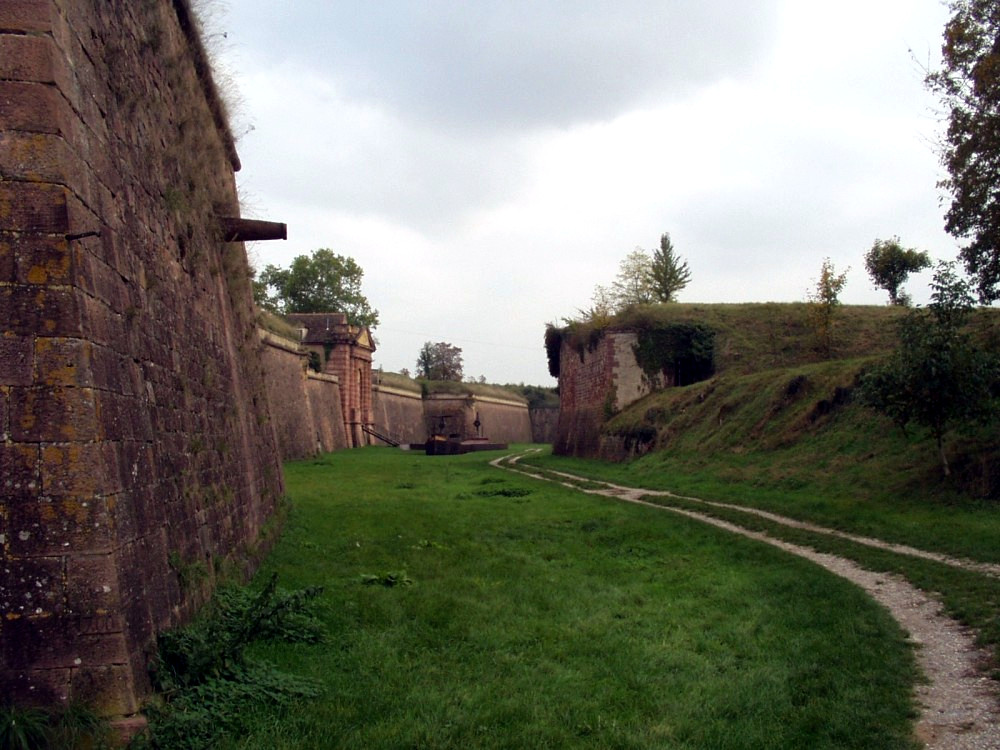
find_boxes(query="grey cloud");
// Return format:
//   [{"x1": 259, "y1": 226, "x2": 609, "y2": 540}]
[{"x1": 229, "y1": 1, "x2": 781, "y2": 131}]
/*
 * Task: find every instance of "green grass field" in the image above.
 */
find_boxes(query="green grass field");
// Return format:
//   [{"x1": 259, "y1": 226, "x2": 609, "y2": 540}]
[{"x1": 203, "y1": 447, "x2": 921, "y2": 749}]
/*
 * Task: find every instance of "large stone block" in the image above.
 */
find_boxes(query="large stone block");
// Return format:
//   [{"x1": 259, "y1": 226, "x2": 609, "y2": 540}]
[
  {"x1": 0, "y1": 81, "x2": 63, "y2": 135},
  {"x1": 69, "y1": 664, "x2": 138, "y2": 715},
  {"x1": 9, "y1": 385, "x2": 97, "y2": 442},
  {"x1": 0, "y1": 32, "x2": 55, "y2": 84},
  {"x1": 0, "y1": 0, "x2": 54, "y2": 34},
  {"x1": 0, "y1": 556, "x2": 65, "y2": 618},
  {"x1": 0, "y1": 667, "x2": 71, "y2": 706},
  {"x1": 5, "y1": 492, "x2": 114, "y2": 557},
  {"x1": 39, "y1": 442, "x2": 108, "y2": 496},
  {"x1": 0, "y1": 334, "x2": 32, "y2": 387},
  {"x1": 1, "y1": 615, "x2": 127, "y2": 671},
  {"x1": 2, "y1": 285, "x2": 84, "y2": 338},
  {"x1": 65, "y1": 553, "x2": 120, "y2": 614},
  {"x1": 33, "y1": 337, "x2": 92, "y2": 388},
  {"x1": 0, "y1": 131, "x2": 95, "y2": 209},
  {"x1": 12, "y1": 234, "x2": 75, "y2": 286},
  {"x1": 0, "y1": 443, "x2": 39, "y2": 496}
]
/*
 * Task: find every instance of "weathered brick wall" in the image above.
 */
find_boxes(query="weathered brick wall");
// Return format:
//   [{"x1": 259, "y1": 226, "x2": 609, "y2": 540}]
[
  {"x1": 554, "y1": 331, "x2": 661, "y2": 456},
  {"x1": 1, "y1": 0, "x2": 282, "y2": 716},
  {"x1": 371, "y1": 385, "x2": 425, "y2": 445},
  {"x1": 554, "y1": 335, "x2": 615, "y2": 456}
]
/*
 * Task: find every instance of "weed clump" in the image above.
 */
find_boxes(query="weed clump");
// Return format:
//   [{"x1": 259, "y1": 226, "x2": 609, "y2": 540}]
[
  {"x1": 139, "y1": 574, "x2": 324, "y2": 749},
  {"x1": 0, "y1": 703, "x2": 110, "y2": 750},
  {"x1": 359, "y1": 571, "x2": 412, "y2": 587}
]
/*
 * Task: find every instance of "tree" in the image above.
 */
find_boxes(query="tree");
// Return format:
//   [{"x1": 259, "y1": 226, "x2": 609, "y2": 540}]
[
  {"x1": 610, "y1": 248, "x2": 657, "y2": 308},
  {"x1": 864, "y1": 237, "x2": 931, "y2": 306},
  {"x1": 807, "y1": 258, "x2": 849, "y2": 358},
  {"x1": 859, "y1": 262, "x2": 998, "y2": 476},
  {"x1": 416, "y1": 342, "x2": 463, "y2": 381},
  {"x1": 927, "y1": 1, "x2": 1000, "y2": 302},
  {"x1": 649, "y1": 233, "x2": 691, "y2": 302},
  {"x1": 255, "y1": 249, "x2": 379, "y2": 328}
]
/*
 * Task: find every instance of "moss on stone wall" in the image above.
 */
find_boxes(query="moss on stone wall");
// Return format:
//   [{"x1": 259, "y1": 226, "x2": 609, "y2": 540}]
[{"x1": 632, "y1": 323, "x2": 715, "y2": 386}]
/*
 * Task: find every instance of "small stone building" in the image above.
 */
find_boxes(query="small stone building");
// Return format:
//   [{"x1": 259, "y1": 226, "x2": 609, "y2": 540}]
[{"x1": 285, "y1": 313, "x2": 375, "y2": 447}]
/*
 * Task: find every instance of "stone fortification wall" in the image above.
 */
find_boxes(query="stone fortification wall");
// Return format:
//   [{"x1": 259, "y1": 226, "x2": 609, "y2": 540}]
[
  {"x1": 307, "y1": 372, "x2": 348, "y2": 453},
  {"x1": 474, "y1": 396, "x2": 532, "y2": 444},
  {"x1": 258, "y1": 330, "x2": 347, "y2": 459},
  {"x1": 372, "y1": 385, "x2": 425, "y2": 445},
  {"x1": 1, "y1": 0, "x2": 282, "y2": 716},
  {"x1": 423, "y1": 394, "x2": 532, "y2": 444},
  {"x1": 258, "y1": 332, "x2": 315, "y2": 460},
  {"x1": 529, "y1": 407, "x2": 558, "y2": 444}
]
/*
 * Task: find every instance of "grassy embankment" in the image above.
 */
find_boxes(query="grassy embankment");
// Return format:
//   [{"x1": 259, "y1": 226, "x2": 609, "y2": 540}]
[{"x1": 204, "y1": 447, "x2": 921, "y2": 750}]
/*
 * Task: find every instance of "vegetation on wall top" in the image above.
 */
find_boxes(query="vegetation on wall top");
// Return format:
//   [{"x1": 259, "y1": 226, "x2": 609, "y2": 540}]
[
  {"x1": 544, "y1": 302, "x2": 998, "y2": 380},
  {"x1": 632, "y1": 322, "x2": 715, "y2": 386},
  {"x1": 421, "y1": 379, "x2": 529, "y2": 404}
]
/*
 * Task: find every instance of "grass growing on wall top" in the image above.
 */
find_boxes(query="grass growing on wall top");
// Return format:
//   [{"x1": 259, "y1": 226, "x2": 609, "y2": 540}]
[
  {"x1": 207, "y1": 447, "x2": 919, "y2": 749},
  {"x1": 256, "y1": 309, "x2": 304, "y2": 343},
  {"x1": 421, "y1": 379, "x2": 529, "y2": 403},
  {"x1": 373, "y1": 370, "x2": 423, "y2": 393}
]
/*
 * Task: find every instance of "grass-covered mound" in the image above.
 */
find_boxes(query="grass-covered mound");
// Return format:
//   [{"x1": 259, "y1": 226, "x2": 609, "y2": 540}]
[{"x1": 600, "y1": 355, "x2": 1000, "y2": 507}]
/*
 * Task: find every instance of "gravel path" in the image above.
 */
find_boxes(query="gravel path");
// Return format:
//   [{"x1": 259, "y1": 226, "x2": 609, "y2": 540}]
[{"x1": 494, "y1": 452, "x2": 1000, "y2": 750}]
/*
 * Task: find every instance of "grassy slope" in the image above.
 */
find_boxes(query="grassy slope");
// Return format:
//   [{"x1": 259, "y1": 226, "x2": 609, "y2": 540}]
[
  {"x1": 570, "y1": 356, "x2": 1000, "y2": 561},
  {"x1": 219, "y1": 448, "x2": 919, "y2": 749}
]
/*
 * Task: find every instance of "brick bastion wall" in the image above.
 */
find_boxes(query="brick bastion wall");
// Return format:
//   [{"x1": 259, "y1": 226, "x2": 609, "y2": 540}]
[
  {"x1": 554, "y1": 331, "x2": 648, "y2": 457},
  {"x1": 258, "y1": 329, "x2": 347, "y2": 459},
  {"x1": 1, "y1": 0, "x2": 283, "y2": 716}
]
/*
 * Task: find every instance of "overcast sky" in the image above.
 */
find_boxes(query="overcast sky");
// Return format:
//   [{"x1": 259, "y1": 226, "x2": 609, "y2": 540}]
[{"x1": 209, "y1": 1, "x2": 958, "y2": 385}]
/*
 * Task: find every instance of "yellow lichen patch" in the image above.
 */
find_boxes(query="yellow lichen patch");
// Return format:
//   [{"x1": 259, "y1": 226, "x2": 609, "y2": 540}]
[
  {"x1": 59, "y1": 497, "x2": 91, "y2": 524},
  {"x1": 19, "y1": 405, "x2": 37, "y2": 433},
  {"x1": 5, "y1": 613, "x2": 22, "y2": 621},
  {"x1": 36, "y1": 338, "x2": 91, "y2": 387},
  {"x1": 27, "y1": 264, "x2": 49, "y2": 284},
  {"x1": 42, "y1": 444, "x2": 98, "y2": 498}
]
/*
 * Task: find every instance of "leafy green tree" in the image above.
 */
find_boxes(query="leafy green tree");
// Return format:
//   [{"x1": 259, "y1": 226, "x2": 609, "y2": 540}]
[
  {"x1": 255, "y1": 249, "x2": 379, "y2": 328},
  {"x1": 649, "y1": 233, "x2": 691, "y2": 302},
  {"x1": 864, "y1": 237, "x2": 931, "y2": 306},
  {"x1": 859, "y1": 262, "x2": 998, "y2": 476},
  {"x1": 807, "y1": 258, "x2": 849, "y2": 358},
  {"x1": 416, "y1": 342, "x2": 463, "y2": 381},
  {"x1": 611, "y1": 248, "x2": 657, "y2": 308},
  {"x1": 927, "y1": 1, "x2": 1000, "y2": 302}
]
